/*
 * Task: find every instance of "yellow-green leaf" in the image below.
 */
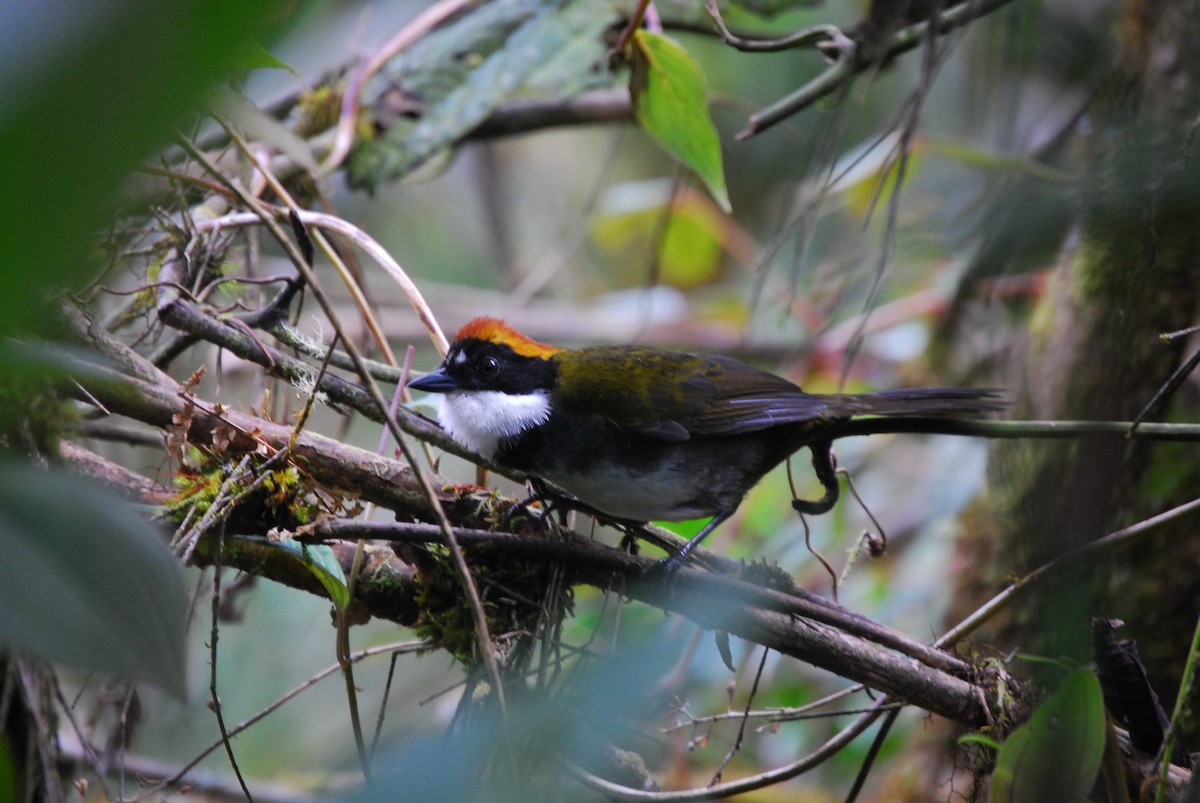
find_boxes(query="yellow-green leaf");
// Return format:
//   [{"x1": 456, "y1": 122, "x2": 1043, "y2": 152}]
[
  {"x1": 590, "y1": 185, "x2": 728, "y2": 288},
  {"x1": 629, "y1": 31, "x2": 731, "y2": 213}
]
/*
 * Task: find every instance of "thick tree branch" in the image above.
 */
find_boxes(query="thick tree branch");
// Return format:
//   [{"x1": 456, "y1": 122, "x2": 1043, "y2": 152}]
[
  {"x1": 469, "y1": 90, "x2": 633, "y2": 140},
  {"x1": 317, "y1": 520, "x2": 970, "y2": 676},
  {"x1": 307, "y1": 520, "x2": 993, "y2": 726},
  {"x1": 63, "y1": 361, "x2": 438, "y2": 515},
  {"x1": 59, "y1": 441, "x2": 169, "y2": 505}
]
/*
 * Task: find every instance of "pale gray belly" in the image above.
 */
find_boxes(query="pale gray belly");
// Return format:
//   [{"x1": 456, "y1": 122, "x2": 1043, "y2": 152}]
[{"x1": 541, "y1": 462, "x2": 717, "y2": 522}]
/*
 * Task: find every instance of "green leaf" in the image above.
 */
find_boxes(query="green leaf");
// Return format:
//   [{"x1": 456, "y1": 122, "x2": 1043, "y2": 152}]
[
  {"x1": 303, "y1": 544, "x2": 351, "y2": 612},
  {"x1": 629, "y1": 31, "x2": 731, "y2": 213},
  {"x1": 957, "y1": 733, "x2": 1001, "y2": 750},
  {"x1": 591, "y1": 183, "x2": 728, "y2": 288},
  {"x1": 0, "y1": 0, "x2": 291, "y2": 340},
  {"x1": 990, "y1": 671, "x2": 1105, "y2": 803},
  {"x1": 277, "y1": 540, "x2": 350, "y2": 612},
  {"x1": 0, "y1": 463, "x2": 187, "y2": 696},
  {"x1": 349, "y1": 0, "x2": 614, "y2": 186},
  {"x1": 235, "y1": 39, "x2": 300, "y2": 75}
]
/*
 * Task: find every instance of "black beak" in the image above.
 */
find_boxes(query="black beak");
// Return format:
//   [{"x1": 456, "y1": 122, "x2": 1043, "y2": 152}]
[{"x1": 407, "y1": 366, "x2": 460, "y2": 393}]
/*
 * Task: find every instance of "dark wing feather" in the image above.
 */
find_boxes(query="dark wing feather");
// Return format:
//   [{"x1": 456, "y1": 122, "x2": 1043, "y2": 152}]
[
  {"x1": 688, "y1": 392, "x2": 834, "y2": 434},
  {"x1": 554, "y1": 347, "x2": 832, "y2": 440}
]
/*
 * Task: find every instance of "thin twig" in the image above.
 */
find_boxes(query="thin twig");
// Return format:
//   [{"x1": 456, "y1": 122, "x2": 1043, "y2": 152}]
[
  {"x1": 220, "y1": 121, "x2": 398, "y2": 367},
  {"x1": 191, "y1": 209, "x2": 448, "y2": 353},
  {"x1": 210, "y1": 528, "x2": 255, "y2": 801},
  {"x1": 664, "y1": 684, "x2": 866, "y2": 732},
  {"x1": 786, "y1": 458, "x2": 839, "y2": 601},
  {"x1": 50, "y1": 676, "x2": 113, "y2": 800},
  {"x1": 735, "y1": 0, "x2": 1018, "y2": 139},
  {"x1": 574, "y1": 699, "x2": 891, "y2": 800},
  {"x1": 845, "y1": 706, "x2": 901, "y2": 802},
  {"x1": 706, "y1": 0, "x2": 846, "y2": 53},
  {"x1": 1151, "y1": 606, "x2": 1200, "y2": 801},
  {"x1": 369, "y1": 651, "x2": 402, "y2": 763},
  {"x1": 279, "y1": 322, "x2": 373, "y2": 781},
  {"x1": 839, "y1": 5, "x2": 952, "y2": 382},
  {"x1": 1130, "y1": 343, "x2": 1200, "y2": 433},
  {"x1": 834, "y1": 418, "x2": 1200, "y2": 442},
  {"x1": 709, "y1": 647, "x2": 770, "y2": 786},
  {"x1": 338, "y1": 538, "x2": 372, "y2": 783},
  {"x1": 612, "y1": 0, "x2": 652, "y2": 55}
]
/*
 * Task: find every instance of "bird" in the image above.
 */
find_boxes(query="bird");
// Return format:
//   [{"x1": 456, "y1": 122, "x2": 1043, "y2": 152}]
[{"x1": 408, "y1": 317, "x2": 1004, "y2": 571}]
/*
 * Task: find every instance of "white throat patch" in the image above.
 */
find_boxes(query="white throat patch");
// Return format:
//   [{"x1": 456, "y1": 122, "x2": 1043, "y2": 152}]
[{"x1": 438, "y1": 390, "x2": 551, "y2": 459}]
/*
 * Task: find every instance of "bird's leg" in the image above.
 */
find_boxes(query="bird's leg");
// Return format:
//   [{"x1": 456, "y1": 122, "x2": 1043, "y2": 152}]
[
  {"x1": 655, "y1": 510, "x2": 733, "y2": 574},
  {"x1": 617, "y1": 527, "x2": 641, "y2": 556},
  {"x1": 515, "y1": 478, "x2": 646, "y2": 534},
  {"x1": 791, "y1": 439, "x2": 839, "y2": 515},
  {"x1": 506, "y1": 477, "x2": 563, "y2": 527}
]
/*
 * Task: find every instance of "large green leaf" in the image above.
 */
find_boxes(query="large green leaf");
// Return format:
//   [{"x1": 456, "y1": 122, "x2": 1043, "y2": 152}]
[
  {"x1": 629, "y1": 31, "x2": 731, "y2": 212},
  {"x1": 991, "y1": 670, "x2": 1106, "y2": 803},
  {"x1": 349, "y1": 0, "x2": 615, "y2": 186},
  {"x1": 0, "y1": 464, "x2": 187, "y2": 696},
  {"x1": 0, "y1": 1, "x2": 290, "y2": 699},
  {"x1": 0, "y1": 0, "x2": 288, "y2": 341}
]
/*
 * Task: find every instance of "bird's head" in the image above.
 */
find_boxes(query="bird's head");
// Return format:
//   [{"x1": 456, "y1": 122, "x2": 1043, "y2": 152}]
[{"x1": 407, "y1": 317, "x2": 560, "y2": 458}]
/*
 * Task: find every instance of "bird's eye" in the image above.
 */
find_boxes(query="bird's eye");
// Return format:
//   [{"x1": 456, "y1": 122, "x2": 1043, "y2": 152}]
[{"x1": 478, "y1": 356, "x2": 500, "y2": 376}]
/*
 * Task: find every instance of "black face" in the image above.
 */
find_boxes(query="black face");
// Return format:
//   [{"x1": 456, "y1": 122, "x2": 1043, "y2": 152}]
[{"x1": 407, "y1": 339, "x2": 557, "y2": 395}]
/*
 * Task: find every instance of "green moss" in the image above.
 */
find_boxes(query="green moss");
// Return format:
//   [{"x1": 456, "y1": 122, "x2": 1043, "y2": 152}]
[
  {"x1": 409, "y1": 519, "x2": 575, "y2": 668},
  {"x1": 740, "y1": 558, "x2": 795, "y2": 592},
  {"x1": 164, "y1": 454, "x2": 324, "y2": 532},
  {"x1": 165, "y1": 468, "x2": 226, "y2": 519},
  {"x1": 294, "y1": 83, "x2": 343, "y2": 139},
  {"x1": 0, "y1": 374, "x2": 75, "y2": 458}
]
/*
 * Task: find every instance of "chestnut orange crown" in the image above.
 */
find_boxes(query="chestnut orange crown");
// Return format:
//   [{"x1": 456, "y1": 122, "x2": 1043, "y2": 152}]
[{"x1": 453, "y1": 317, "x2": 559, "y2": 360}]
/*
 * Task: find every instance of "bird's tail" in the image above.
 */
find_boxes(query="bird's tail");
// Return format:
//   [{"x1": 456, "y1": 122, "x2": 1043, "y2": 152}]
[{"x1": 823, "y1": 387, "x2": 1008, "y2": 418}]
